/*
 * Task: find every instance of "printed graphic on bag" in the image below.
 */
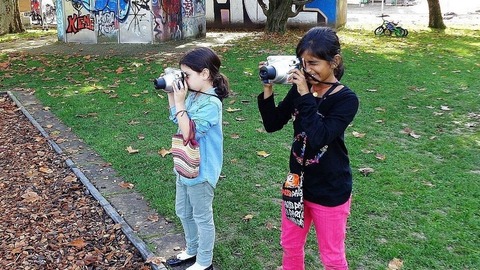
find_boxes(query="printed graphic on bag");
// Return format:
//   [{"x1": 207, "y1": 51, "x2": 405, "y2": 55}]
[{"x1": 282, "y1": 173, "x2": 304, "y2": 228}]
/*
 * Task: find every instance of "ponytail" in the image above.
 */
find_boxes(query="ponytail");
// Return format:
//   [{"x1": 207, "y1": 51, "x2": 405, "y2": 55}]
[
  {"x1": 214, "y1": 73, "x2": 230, "y2": 101},
  {"x1": 334, "y1": 60, "x2": 345, "y2": 80},
  {"x1": 179, "y1": 47, "x2": 230, "y2": 101}
]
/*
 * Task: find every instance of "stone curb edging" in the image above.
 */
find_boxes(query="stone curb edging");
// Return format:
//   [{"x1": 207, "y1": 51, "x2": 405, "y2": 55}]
[{"x1": 5, "y1": 91, "x2": 166, "y2": 270}]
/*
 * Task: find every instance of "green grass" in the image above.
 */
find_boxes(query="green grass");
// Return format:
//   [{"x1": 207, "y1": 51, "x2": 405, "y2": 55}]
[
  {"x1": 1, "y1": 27, "x2": 479, "y2": 269},
  {"x1": 0, "y1": 29, "x2": 56, "y2": 43}
]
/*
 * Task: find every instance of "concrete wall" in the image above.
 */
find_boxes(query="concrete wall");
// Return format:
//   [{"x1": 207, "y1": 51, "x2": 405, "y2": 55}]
[{"x1": 56, "y1": 0, "x2": 206, "y2": 44}]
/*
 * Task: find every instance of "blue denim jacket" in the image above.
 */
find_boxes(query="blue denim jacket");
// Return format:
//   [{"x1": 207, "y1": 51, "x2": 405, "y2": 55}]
[{"x1": 169, "y1": 88, "x2": 223, "y2": 188}]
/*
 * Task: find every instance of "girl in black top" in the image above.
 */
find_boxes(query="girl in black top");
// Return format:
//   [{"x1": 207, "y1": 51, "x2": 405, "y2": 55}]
[{"x1": 257, "y1": 27, "x2": 359, "y2": 270}]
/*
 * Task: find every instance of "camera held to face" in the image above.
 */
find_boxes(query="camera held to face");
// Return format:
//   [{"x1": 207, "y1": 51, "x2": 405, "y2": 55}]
[
  {"x1": 153, "y1": 67, "x2": 185, "y2": 93},
  {"x1": 259, "y1": 56, "x2": 302, "y2": 84}
]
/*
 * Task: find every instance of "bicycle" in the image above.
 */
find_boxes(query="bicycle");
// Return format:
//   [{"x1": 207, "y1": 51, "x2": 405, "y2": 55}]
[{"x1": 374, "y1": 14, "x2": 408, "y2": 37}]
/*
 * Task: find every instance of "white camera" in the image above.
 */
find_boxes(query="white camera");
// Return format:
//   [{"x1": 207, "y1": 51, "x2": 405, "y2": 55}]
[
  {"x1": 153, "y1": 67, "x2": 185, "y2": 93},
  {"x1": 259, "y1": 56, "x2": 301, "y2": 84}
]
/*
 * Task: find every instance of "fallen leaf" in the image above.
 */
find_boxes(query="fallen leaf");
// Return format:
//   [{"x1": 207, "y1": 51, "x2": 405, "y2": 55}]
[
  {"x1": 375, "y1": 153, "x2": 386, "y2": 161},
  {"x1": 21, "y1": 190, "x2": 41, "y2": 202},
  {"x1": 440, "y1": 105, "x2": 451, "y2": 111},
  {"x1": 119, "y1": 181, "x2": 134, "y2": 189},
  {"x1": 147, "y1": 214, "x2": 159, "y2": 222},
  {"x1": 68, "y1": 238, "x2": 87, "y2": 249},
  {"x1": 352, "y1": 131, "x2": 365, "y2": 138},
  {"x1": 116, "y1": 67, "x2": 124, "y2": 74},
  {"x1": 401, "y1": 127, "x2": 412, "y2": 134},
  {"x1": 409, "y1": 131, "x2": 421, "y2": 139},
  {"x1": 64, "y1": 175, "x2": 77, "y2": 183},
  {"x1": 422, "y1": 181, "x2": 435, "y2": 187},
  {"x1": 243, "y1": 214, "x2": 254, "y2": 221},
  {"x1": 128, "y1": 120, "x2": 140, "y2": 125},
  {"x1": 358, "y1": 167, "x2": 374, "y2": 176},
  {"x1": 158, "y1": 148, "x2": 171, "y2": 157},
  {"x1": 146, "y1": 256, "x2": 165, "y2": 265},
  {"x1": 39, "y1": 166, "x2": 53, "y2": 174},
  {"x1": 257, "y1": 150, "x2": 270, "y2": 158},
  {"x1": 126, "y1": 146, "x2": 139, "y2": 154},
  {"x1": 0, "y1": 61, "x2": 11, "y2": 70},
  {"x1": 265, "y1": 222, "x2": 275, "y2": 230},
  {"x1": 226, "y1": 107, "x2": 241, "y2": 112},
  {"x1": 387, "y1": 258, "x2": 404, "y2": 270}
]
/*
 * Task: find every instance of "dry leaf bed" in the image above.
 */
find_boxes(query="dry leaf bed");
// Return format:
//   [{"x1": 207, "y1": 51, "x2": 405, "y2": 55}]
[{"x1": 0, "y1": 94, "x2": 149, "y2": 269}]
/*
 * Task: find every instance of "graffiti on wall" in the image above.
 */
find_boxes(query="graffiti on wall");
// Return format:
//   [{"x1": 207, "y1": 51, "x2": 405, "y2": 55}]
[
  {"x1": 56, "y1": 0, "x2": 65, "y2": 41},
  {"x1": 93, "y1": 0, "x2": 119, "y2": 39},
  {"x1": 59, "y1": 0, "x2": 205, "y2": 43},
  {"x1": 151, "y1": 0, "x2": 182, "y2": 42},
  {"x1": 205, "y1": 0, "x2": 338, "y2": 27},
  {"x1": 182, "y1": 0, "x2": 206, "y2": 39},
  {"x1": 29, "y1": 0, "x2": 57, "y2": 26}
]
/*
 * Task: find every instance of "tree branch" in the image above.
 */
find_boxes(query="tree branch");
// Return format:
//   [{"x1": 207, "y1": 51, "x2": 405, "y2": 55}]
[
  {"x1": 293, "y1": 0, "x2": 314, "y2": 5},
  {"x1": 256, "y1": 0, "x2": 269, "y2": 17}
]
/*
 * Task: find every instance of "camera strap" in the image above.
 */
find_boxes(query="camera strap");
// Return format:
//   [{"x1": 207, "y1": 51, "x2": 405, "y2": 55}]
[
  {"x1": 188, "y1": 89, "x2": 220, "y2": 99},
  {"x1": 303, "y1": 70, "x2": 340, "y2": 86}
]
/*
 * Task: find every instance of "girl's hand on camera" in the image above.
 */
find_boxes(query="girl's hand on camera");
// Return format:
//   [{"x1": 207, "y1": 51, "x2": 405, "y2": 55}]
[
  {"x1": 288, "y1": 68, "x2": 309, "y2": 96},
  {"x1": 259, "y1": 61, "x2": 273, "y2": 99},
  {"x1": 172, "y1": 79, "x2": 188, "y2": 103}
]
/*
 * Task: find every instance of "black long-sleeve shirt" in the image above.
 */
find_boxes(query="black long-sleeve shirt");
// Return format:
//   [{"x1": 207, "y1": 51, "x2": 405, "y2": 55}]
[{"x1": 258, "y1": 84, "x2": 359, "y2": 206}]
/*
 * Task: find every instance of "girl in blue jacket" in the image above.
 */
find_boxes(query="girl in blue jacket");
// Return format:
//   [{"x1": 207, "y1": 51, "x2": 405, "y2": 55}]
[{"x1": 166, "y1": 47, "x2": 229, "y2": 270}]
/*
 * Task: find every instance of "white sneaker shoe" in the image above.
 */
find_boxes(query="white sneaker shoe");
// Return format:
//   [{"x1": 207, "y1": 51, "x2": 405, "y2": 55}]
[
  {"x1": 177, "y1": 250, "x2": 196, "y2": 260},
  {"x1": 186, "y1": 262, "x2": 213, "y2": 270}
]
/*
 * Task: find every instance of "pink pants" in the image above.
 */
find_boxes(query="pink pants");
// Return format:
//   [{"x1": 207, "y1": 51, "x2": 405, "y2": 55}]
[{"x1": 281, "y1": 198, "x2": 351, "y2": 270}]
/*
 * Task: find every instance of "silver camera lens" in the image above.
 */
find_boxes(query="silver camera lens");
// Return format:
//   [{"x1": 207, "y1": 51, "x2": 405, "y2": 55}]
[
  {"x1": 259, "y1": 56, "x2": 300, "y2": 84},
  {"x1": 153, "y1": 68, "x2": 185, "y2": 92}
]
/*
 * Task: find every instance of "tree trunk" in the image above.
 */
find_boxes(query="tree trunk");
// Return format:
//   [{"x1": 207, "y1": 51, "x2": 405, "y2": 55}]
[
  {"x1": 265, "y1": 0, "x2": 294, "y2": 33},
  {"x1": 0, "y1": 0, "x2": 25, "y2": 35},
  {"x1": 426, "y1": 0, "x2": 446, "y2": 29}
]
